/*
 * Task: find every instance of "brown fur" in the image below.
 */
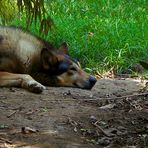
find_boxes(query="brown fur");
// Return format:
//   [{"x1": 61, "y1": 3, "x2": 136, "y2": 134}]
[{"x1": 0, "y1": 26, "x2": 97, "y2": 93}]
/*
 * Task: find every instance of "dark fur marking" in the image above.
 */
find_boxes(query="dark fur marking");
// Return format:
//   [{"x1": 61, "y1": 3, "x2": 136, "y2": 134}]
[
  {"x1": 57, "y1": 62, "x2": 69, "y2": 74},
  {"x1": 64, "y1": 55, "x2": 79, "y2": 66},
  {"x1": 31, "y1": 72, "x2": 59, "y2": 86},
  {"x1": 0, "y1": 52, "x2": 24, "y2": 73},
  {"x1": 0, "y1": 35, "x2": 3, "y2": 43}
]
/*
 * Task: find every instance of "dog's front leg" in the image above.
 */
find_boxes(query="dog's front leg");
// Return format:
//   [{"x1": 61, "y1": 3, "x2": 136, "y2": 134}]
[
  {"x1": 31, "y1": 73, "x2": 59, "y2": 86},
  {"x1": 0, "y1": 72, "x2": 46, "y2": 93}
]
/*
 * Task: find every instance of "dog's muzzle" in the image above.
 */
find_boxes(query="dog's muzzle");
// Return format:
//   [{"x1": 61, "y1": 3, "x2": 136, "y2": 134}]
[{"x1": 81, "y1": 76, "x2": 97, "y2": 89}]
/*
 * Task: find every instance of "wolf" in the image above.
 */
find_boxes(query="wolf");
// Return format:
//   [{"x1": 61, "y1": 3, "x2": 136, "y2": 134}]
[{"x1": 0, "y1": 26, "x2": 97, "y2": 93}]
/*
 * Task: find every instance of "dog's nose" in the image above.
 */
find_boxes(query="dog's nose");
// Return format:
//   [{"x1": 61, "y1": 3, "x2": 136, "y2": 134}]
[{"x1": 89, "y1": 76, "x2": 97, "y2": 86}]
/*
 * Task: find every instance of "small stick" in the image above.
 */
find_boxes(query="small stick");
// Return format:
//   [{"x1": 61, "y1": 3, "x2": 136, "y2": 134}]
[
  {"x1": 92, "y1": 121, "x2": 113, "y2": 137},
  {"x1": 7, "y1": 110, "x2": 18, "y2": 118},
  {"x1": 0, "y1": 137, "x2": 12, "y2": 144},
  {"x1": 7, "y1": 106, "x2": 23, "y2": 118},
  {"x1": 82, "y1": 92, "x2": 148, "y2": 101}
]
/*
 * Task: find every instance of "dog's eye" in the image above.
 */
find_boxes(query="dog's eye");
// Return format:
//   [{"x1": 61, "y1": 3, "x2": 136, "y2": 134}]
[{"x1": 70, "y1": 67, "x2": 77, "y2": 71}]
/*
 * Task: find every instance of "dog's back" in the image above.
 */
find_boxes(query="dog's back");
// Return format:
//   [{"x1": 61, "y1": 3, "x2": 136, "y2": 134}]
[{"x1": 0, "y1": 26, "x2": 44, "y2": 73}]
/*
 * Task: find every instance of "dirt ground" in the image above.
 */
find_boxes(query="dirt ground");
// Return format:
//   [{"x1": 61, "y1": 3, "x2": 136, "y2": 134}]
[{"x1": 0, "y1": 78, "x2": 148, "y2": 148}]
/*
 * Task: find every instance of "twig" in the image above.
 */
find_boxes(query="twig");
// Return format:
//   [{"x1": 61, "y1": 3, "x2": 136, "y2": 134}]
[
  {"x1": 7, "y1": 110, "x2": 18, "y2": 118},
  {"x1": 92, "y1": 121, "x2": 113, "y2": 137},
  {"x1": 68, "y1": 117, "x2": 78, "y2": 126},
  {"x1": 112, "y1": 92, "x2": 148, "y2": 99},
  {"x1": 0, "y1": 137, "x2": 12, "y2": 144},
  {"x1": 68, "y1": 117, "x2": 81, "y2": 132},
  {"x1": 82, "y1": 92, "x2": 148, "y2": 101},
  {"x1": 7, "y1": 106, "x2": 23, "y2": 118}
]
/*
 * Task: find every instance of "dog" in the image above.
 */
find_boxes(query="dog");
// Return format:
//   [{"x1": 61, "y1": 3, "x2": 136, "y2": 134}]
[{"x1": 0, "y1": 26, "x2": 97, "y2": 93}]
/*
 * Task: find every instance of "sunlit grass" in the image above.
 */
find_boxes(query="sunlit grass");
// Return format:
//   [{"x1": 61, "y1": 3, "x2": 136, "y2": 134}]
[{"x1": 11, "y1": 0, "x2": 148, "y2": 73}]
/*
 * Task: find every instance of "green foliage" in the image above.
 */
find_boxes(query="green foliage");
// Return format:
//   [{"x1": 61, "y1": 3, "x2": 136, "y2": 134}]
[
  {"x1": 1, "y1": 0, "x2": 148, "y2": 73},
  {"x1": 17, "y1": 0, "x2": 46, "y2": 28},
  {"x1": 0, "y1": 0, "x2": 53, "y2": 33},
  {"x1": 0, "y1": 0, "x2": 17, "y2": 24},
  {"x1": 45, "y1": 0, "x2": 148, "y2": 73}
]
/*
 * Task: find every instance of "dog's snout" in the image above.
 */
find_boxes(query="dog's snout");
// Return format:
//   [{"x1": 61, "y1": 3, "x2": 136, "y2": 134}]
[{"x1": 89, "y1": 76, "x2": 97, "y2": 86}]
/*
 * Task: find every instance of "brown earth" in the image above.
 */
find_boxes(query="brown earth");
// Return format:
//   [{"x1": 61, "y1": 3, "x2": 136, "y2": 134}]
[{"x1": 0, "y1": 78, "x2": 148, "y2": 148}]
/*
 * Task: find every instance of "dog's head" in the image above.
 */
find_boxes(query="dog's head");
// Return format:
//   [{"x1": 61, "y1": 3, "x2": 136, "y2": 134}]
[{"x1": 41, "y1": 42, "x2": 97, "y2": 89}]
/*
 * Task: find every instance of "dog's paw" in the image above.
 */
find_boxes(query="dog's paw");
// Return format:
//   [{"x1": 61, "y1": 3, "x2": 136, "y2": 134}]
[
  {"x1": 23, "y1": 80, "x2": 46, "y2": 93},
  {"x1": 28, "y1": 80, "x2": 46, "y2": 93}
]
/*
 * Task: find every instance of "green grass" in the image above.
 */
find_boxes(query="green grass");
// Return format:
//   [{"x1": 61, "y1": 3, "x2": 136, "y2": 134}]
[{"x1": 11, "y1": 0, "x2": 148, "y2": 73}]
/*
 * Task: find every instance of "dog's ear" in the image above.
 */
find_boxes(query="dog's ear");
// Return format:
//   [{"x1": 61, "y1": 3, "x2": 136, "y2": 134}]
[
  {"x1": 58, "y1": 42, "x2": 69, "y2": 54},
  {"x1": 41, "y1": 48, "x2": 58, "y2": 70}
]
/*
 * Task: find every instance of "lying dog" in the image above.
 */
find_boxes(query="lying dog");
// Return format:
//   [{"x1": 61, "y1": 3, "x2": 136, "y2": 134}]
[{"x1": 0, "y1": 26, "x2": 97, "y2": 93}]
